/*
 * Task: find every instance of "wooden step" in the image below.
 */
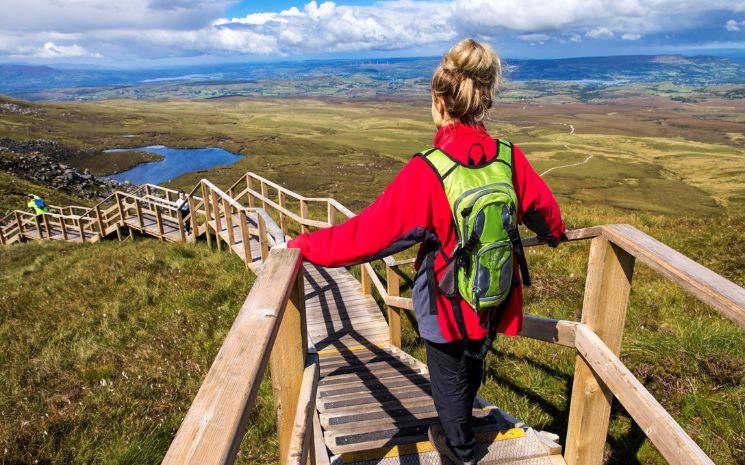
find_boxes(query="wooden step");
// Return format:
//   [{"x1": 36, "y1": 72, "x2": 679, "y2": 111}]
[
  {"x1": 317, "y1": 385, "x2": 433, "y2": 412},
  {"x1": 319, "y1": 366, "x2": 425, "y2": 387},
  {"x1": 325, "y1": 416, "x2": 521, "y2": 455},
  {"x1": 324, "y1": 407, "x2": 502, "y2": 435}
]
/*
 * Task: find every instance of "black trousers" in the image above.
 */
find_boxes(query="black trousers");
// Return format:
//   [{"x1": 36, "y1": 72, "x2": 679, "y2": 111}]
[{"x1": 425, "y1": 338, "x2": 485, "y2": 461}]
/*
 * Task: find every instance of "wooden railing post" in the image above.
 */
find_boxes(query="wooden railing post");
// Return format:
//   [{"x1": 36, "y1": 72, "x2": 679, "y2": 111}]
[
  {"x1": 0, "y1": 225, "x2": 5, "y2": 245},
  {"x1": 360, "y1": 264, "x2": 372, "y2": 295},
  {"x1": 565, "y1": 236, "x2": 635, "y2": 465},
  {"x1": 78, "y1": 218, "x2": 86, "y2": 243},
  {"x1": 211, "y1": 190, "x2": 223, "y2": 251},
  {"x1": 258, "y1": 214, "x2": 270, "y2": 262},
  {"x1": 187, "y1": 196, "x2": 199, "y2": 239},
  {"x1": 299, "y1": 200, "x2": 309, "y2": 234},
  {"x1": 269, "y1": 268, "x2": 307, "y2": 465},
  {"x1": 154, "y1": 205, "x2": 165, "y2": 239},
  {"x1": 223, "y1": 198, "x2": 236, "y2": 247},
  {"x1": 201, "y1": 183, "x2": 213, "y2": 249},
  {"x1": 42, "y1": 214, "x2": 51, "y2": 239},
  {"x1": 135, "y1": 199, "x2": 144, "y2": 229},
  {"x1": 95, "y1": 205, "x2": 105, "y2": 236},
  {"x1": 386, "y1": 265, "x2": 402, "y2": 349},
  {"x1": 247, "y1": 176, "x2": 255, "y2": 209},
  {"x1": 115, "y1": 192, "x2": 125, "y2": 224},
  {"x1": 14, "y1": 212, "x2": 23, "y2": 238},
  {"x1": 34, "y1": 215, "x2": 43, "y2": 239},
  {"x1": 238, "y1": 210, "x2": 251, "y2": 267},
  {"x1": 260, "y1": 181, "x2": 268, "y2": 210},
  {"x1": 60, "y1": 217, "x2": 68, "y2": 241},
  {"x1": 327, "y1": 201, "x2": 336, "y2": 226},
  {"x1": 278, "y1": 191, "x2": 287, "y2": 234}
]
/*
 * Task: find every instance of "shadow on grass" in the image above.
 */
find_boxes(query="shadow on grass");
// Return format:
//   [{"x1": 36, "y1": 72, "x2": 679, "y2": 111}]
[{"x1": 484, "y1": 347, "x2": 647, "y2": 464}]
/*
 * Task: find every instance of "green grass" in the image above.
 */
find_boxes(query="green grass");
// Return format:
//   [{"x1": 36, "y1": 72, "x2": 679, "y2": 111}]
[
  {"x1": 66, "y1": 150, "x2": 163, "y2": 176},
  {"x1": 0, "y1": 239, "x2": 280, "y2": 465},
  {"x1": 0, "y1": 171, "x2": 91, "y2": 215}
]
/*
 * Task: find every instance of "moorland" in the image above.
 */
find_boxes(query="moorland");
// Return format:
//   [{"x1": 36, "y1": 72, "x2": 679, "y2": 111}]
[{"x1": 0, "y1": 60, "x2": 743, "y2": 465}]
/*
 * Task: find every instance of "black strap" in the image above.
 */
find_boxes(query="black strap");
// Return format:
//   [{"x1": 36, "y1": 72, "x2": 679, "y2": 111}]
[
  {"x1": 448, "y1": 295, "x2": 470, "y2": 340},
  {"x1": 466, "y1": 284, "x2": 514, "y2": 360},
  {"x1": 506, "y1": 226, "x2": 531, "y2": 287},
  {"x1": 425, "y1": 251, "x2": 439, "y2": 315}
]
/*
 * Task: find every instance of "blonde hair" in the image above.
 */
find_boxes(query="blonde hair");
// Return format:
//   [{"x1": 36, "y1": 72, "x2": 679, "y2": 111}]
[{"x1": 431, "y1": 38, "x2": 502, "y2": 125}]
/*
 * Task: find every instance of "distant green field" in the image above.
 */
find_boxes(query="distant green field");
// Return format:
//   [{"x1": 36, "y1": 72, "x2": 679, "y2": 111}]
[{"x1": 0, "y1": 95, "x2": 742, "y2": 216}]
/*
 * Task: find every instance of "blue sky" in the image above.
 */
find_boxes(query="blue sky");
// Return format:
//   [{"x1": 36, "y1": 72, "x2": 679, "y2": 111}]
[{"x1": 0, "y1": 1, "x2": 743, "y2": 66}]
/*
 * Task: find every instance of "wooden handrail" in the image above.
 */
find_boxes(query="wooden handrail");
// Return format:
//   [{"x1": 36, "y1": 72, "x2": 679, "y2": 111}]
[
  {"x1": 601, "y1": 224, "x2": 745, "y2": 327},
  {"x1": 162, "y1": 248, "x2": 305, "y2": 465}
]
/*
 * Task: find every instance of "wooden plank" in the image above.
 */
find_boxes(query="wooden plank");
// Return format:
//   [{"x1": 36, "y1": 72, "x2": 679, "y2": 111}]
[
  {"x1": 238, "y1": 210, "x2": 251, "y2": 267},
  {"x1": 270, "y1": 264, "x2": 308, "y2": 465},
  {"x1": 603, "y1": 224, "x2": 745, "y2": 328},
  {"x1": 211, "y1": 190, "x2": 222, "y2": 251},
  {"x1": 154, "y1": 205, "x2": 165, "y2": 238},
  {"x1": 319, "y1": 376, "x2": 429, "y2": 401},
  {"x1": 565, "y1": 237, "x2": 635, "y2": 465},
  {"x1": 519, "y1": 314, "x2": 578, "y2": 347},
  {"x1": 285, "y1": 354, "x2": 319, "y2": 465},
  {"x1": 222, "y1": 199, "x2": 236, "y2": 246},
  {"x1": 575, "y1": 324, "x2": 714, "y2": 465},
  {"x1": 201, "y1": 183, "x2": 213, "y2": 249},
  {"x1": 278, "y1": 191, "x2": 287, "y2": 234},
  {"x1": 257, "y1": 214, "x2": 269, "y2": 262},
  {"x1": 522, "y1": 226, "x2": 601, "y2": 248},
  {"x1": 317, "y1": 393, "x2": 434, "y2": 417},
  {"x1": 300, "y1": 199, "x2": 309, "y2": 234},
  {"x1": 162, "y1": 249, "x2": 303, "y2": 465},
  {"x1": 312, "y1": 410, "x2": 330, "y2": 465},
  {"x1": 386, "y1": 266, "x2": 402, "y2": 349}
]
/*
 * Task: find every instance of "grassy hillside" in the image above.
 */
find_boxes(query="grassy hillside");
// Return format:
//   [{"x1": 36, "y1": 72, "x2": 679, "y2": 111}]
[
  {"x1": 0, "y1": 170, "x2": 90, "y2": 215},
  {"x1": 0, "y1": 239, "x2": 279, "y2": 464}
]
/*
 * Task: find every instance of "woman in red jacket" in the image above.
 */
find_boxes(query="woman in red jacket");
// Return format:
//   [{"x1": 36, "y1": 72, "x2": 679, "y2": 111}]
[{"x1": 288, "y1": 39, "x2": 565, "y2": 464}]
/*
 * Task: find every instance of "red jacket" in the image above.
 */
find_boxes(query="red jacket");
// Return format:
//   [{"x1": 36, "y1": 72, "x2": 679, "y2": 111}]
[{"x1": 289, "y1": 123, "x2": 565, "y2": 343}]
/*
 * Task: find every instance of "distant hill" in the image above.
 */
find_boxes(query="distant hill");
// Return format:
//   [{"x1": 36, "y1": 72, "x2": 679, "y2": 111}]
[{"x1": 0, "y1": 54, "x2": 742, "y2": 100}]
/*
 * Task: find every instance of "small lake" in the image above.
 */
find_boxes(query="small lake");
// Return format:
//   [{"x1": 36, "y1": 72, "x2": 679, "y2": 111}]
[{"x1": 106, "y1": 145, "x2": 244, "y2": 185}]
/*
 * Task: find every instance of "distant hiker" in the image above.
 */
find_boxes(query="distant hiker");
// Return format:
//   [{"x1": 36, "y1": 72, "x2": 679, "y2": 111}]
[
  {"x1": 288, "y1": 38, "x2": 565, "y2": 465},
  {"x1": 27, "y1": 194, "x2": 48, "y2": 217},
  {"x1": 175, "y1": 191, "x2": 191, "y2": 235}
]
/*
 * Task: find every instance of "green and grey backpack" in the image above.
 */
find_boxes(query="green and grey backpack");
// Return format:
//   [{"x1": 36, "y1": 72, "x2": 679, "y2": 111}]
[{"x1": 420, "y1": 139, "x2": 531, "y2": 317}]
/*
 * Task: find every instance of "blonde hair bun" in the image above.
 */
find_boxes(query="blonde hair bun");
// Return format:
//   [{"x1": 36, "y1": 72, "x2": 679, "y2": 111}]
[{"x1": 431, "y1": 38, "x2": 502, "y2": 124}]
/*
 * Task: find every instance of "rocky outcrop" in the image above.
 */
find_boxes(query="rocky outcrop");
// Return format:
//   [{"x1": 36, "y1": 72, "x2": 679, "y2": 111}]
[{"x1": 0, "y1": 139, "x2": 136, "y2": 200}]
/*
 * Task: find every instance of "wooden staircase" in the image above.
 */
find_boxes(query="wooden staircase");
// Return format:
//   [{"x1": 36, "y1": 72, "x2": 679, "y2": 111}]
[{"x1": 3, "y1": 171, "x2": 742, "y2": 465}]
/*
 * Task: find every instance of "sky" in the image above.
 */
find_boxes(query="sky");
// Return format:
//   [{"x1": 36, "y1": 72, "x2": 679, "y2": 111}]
[{"x1": 0, "y1": 0, "x2": 743, "y2": 67}]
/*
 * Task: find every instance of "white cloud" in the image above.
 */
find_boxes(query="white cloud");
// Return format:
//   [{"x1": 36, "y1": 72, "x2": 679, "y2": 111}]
[
  {"x1": 726, "y1": 19, "x2": 745, "y2": 31},
  {"x1": 587, "y1": 27, "x2": 614, "y2": 39},
  {"x1": 518, "y1": 33, "x2": 551, "y2": 43},
  {"x1": 1, "y1": 1, "x2": 745, "y2": 62},
  {"x1": 35, "y1": 42, "x2": 102, "y2": 59}
]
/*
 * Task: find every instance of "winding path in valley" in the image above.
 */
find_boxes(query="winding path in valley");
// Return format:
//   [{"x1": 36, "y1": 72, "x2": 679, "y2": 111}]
[{"x1": 539, "y1": 123, "x2": 594, "y2": 177}]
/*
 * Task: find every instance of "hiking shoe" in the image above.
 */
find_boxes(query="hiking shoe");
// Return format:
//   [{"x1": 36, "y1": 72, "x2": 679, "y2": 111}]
[{"x1": 428, "y1": 423, "x2": 475, "y2": 465}]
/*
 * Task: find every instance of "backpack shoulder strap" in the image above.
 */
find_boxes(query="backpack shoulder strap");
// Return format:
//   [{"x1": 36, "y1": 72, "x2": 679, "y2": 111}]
[
  {"x1": 494, "y1": 139, "x2": 513, "y2": 169},
  {"x1": 416, "y1": 148, "x2": 458, "y2": 182}
]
